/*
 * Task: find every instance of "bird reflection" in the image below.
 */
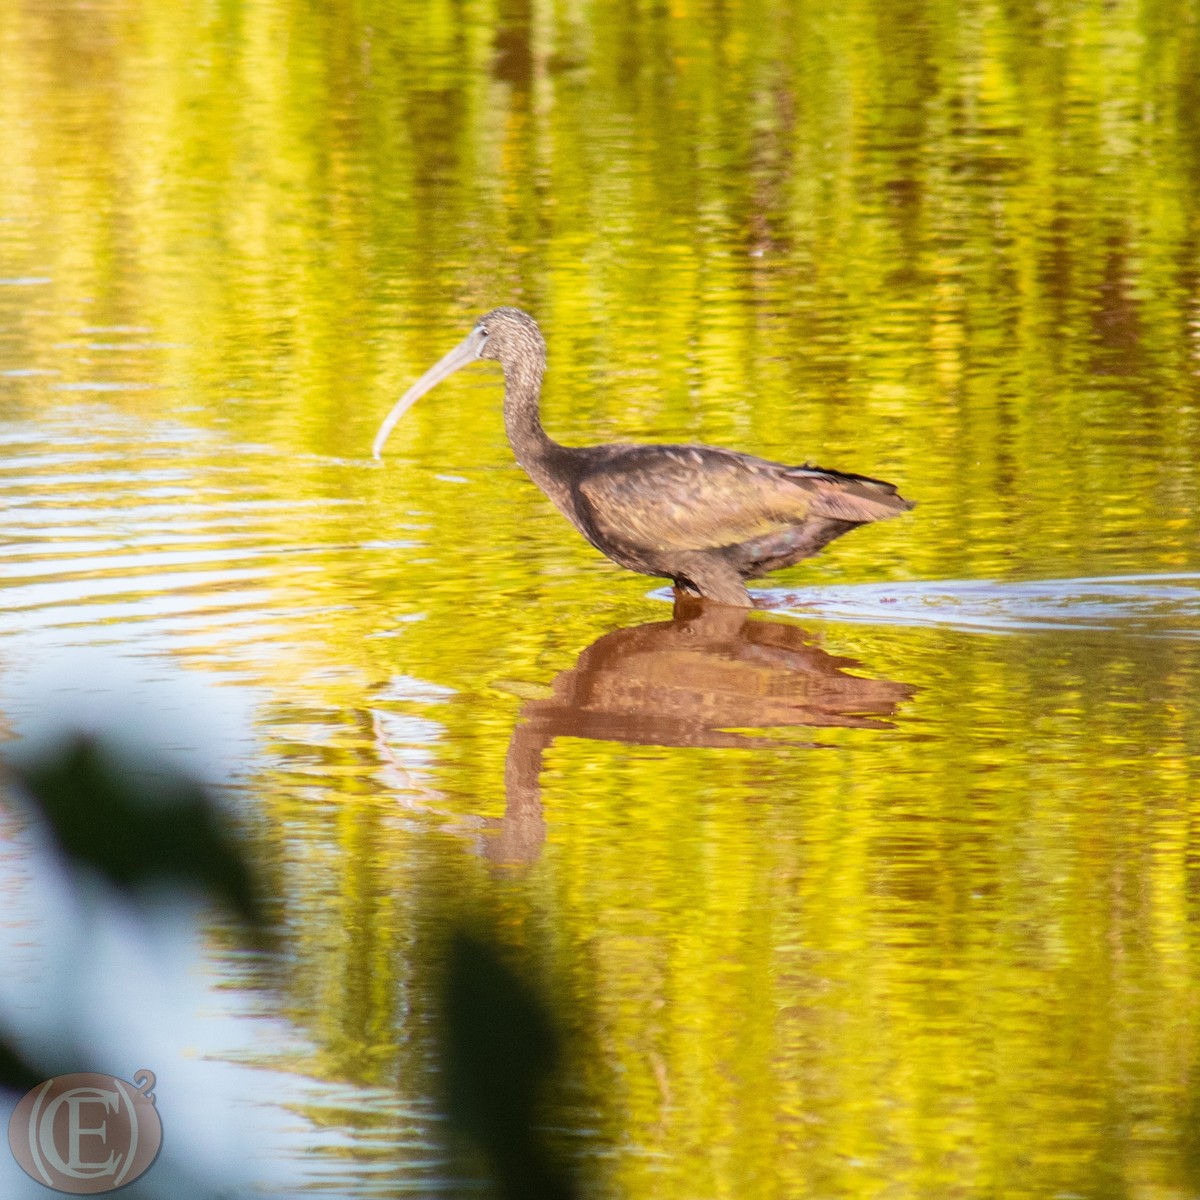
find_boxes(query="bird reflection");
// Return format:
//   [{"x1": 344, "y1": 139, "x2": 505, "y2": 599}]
[{"x1": 484, "y1": 597, "x2": 914, "y2": 866}]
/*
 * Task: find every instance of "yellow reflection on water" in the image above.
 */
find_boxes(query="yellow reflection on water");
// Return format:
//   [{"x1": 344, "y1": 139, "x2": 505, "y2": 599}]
[{"x1": 1, "y1": 0, "x2": 1199, "y2": 1196}]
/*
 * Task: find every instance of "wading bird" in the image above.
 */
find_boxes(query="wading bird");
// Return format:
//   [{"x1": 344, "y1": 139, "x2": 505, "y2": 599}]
[{"x1": 372, "y1": 308, "x2": 913, "y2": 607}]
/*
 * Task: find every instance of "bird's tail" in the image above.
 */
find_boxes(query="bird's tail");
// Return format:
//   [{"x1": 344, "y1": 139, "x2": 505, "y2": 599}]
[{"x1": 785, "y1": 463, "x2": 916, "y2": 522}]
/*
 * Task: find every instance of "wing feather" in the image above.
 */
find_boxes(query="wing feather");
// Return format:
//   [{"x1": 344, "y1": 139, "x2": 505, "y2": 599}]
[
  {"x1": 576, "y1": 447, "x2": 782, "y2": 551},
  {"x1": 577, "y1": 447, "x2": 912, "y2": 553}
]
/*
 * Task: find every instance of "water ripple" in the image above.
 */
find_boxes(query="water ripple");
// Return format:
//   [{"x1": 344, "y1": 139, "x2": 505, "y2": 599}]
[
  {"x1": 0, "y1": 415, "x2": 366, "y2": 656},
  {"x1": 758, "y1": 574, "x2": 1200, "y2": 637}
]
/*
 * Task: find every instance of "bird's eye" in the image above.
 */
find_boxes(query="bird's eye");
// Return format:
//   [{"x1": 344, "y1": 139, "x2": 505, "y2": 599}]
[{"x1": 479, "y1": 327, "x2": 489, "y2": 338}]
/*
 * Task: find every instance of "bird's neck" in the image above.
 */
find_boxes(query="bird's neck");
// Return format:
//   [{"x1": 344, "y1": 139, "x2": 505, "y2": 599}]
[
  {"x1": 500, "y1": 353, "x2": 584, "y2": 524},
  {"x1": 501, "y1": 354, "x2": 565, "y2": 480}
]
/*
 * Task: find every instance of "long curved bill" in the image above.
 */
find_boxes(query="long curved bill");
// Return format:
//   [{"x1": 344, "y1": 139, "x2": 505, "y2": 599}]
[{"x1": 372, "y1": 330, "x2": 482, "y2": 459}]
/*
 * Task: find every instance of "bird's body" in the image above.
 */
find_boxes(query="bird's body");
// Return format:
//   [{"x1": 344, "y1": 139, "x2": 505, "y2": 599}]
[{"x1": 373, "y1": 308, "x2": 913, "y2": 607}]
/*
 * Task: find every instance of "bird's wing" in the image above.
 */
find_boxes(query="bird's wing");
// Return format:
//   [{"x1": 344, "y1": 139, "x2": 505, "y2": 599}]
[{"x1": 576, "y1": 445, "x2": 909, "y2": 553}]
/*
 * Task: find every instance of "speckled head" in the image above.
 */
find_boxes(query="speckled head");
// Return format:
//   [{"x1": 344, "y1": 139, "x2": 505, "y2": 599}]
[{"x1": 473, "y1": 307, "x2": 545, "y2": 364}]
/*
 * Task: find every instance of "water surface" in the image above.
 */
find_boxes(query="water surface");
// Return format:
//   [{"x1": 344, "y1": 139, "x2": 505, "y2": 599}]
[{"x1": 1, "y1": 1, "x2": 1199, "y2": 1197}]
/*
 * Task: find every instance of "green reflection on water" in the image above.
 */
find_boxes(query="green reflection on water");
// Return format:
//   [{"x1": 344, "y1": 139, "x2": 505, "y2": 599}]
[{"x1": 2, "y1": 0, "x2": 1200, "y2": 1195}]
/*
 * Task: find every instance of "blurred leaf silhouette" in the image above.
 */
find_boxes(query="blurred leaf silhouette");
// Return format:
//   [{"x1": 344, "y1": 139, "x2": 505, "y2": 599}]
[
  {"x1": 0, "y1": 1030, "x2": 45, "y2": 1093},
  {"x1": 7, "y1": 734, "x2": 262, "y2": 928},
  {"x1": 3, "y1": 734, "x2": 586, "y2": 1196},
  {"x1": 441, "y1": 928, "x2": 577, "y2": 1200}
]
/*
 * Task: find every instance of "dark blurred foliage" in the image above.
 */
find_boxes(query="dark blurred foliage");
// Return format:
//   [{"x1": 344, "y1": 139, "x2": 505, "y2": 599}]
[
  {"x1": 0, "y1": 735, "x2": 584, "y2": 1199},
  {"x1": 8, "y1": 735, "x2": 262, "y2": 926},
  {"x1": 0, "y1": 734, "x2": 271, "y2": 1104},
  {"x1": 0, "y1": 1030, "x2": 44, "y2": 1094},
  {"x1": 440, "y1": 927, "x2": 577, "y2": 1200}
]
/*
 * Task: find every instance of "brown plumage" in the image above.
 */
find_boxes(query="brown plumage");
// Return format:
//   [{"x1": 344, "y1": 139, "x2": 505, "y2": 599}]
[{"x1": 373, "y1": 308, "x2": 914, "y2": 607}]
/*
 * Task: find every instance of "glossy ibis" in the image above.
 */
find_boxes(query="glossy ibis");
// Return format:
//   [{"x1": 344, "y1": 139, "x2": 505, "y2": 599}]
[{"x1": 372, "y1": 308, "x2": 913, "y2": 606}]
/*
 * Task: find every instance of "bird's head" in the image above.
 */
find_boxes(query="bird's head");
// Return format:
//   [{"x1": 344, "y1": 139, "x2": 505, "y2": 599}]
[
  {"x1": 472, "y1": 307, "x2": 543, "y2": 363},
  {"x1": 372, "y1": 307, "x2": 544, "y2": 460}
]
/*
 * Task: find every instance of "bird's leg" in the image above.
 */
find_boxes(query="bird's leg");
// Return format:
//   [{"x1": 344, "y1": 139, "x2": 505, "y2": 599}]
[{"x1": 672, "y1": 556, "x2": 753, "y2": 608}]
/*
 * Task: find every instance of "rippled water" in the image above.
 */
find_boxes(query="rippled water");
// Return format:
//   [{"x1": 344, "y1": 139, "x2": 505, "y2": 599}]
[
  {"x1": 2, "y1": 1, "x2": 1200, "y2": 1197},
  {"x1": 763, "y1": 573, "x2": 1200, "y2": 635}
]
